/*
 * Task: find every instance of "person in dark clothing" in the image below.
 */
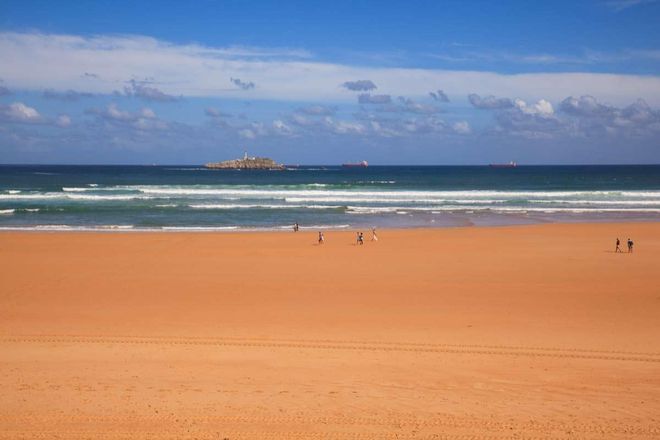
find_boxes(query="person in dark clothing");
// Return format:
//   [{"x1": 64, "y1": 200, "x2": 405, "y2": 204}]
[{"x1": 616, "y1": 238, "x2": 621, "y2": 253}]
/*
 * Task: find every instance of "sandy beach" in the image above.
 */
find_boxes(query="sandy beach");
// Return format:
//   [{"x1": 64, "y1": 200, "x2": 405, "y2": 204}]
[{"x1": 1, "y1": 222, "x2": 659, "y2": 439}]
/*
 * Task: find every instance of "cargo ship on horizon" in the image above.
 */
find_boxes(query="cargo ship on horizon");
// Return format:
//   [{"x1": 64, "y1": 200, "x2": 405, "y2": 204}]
[{"x1": 342, "y1": 160, "x2": 369, "y2": 168}]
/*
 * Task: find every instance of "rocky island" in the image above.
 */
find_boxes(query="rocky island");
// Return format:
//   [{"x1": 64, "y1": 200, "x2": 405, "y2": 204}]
[{"x1": 204, "y1": 153, "x2": 285, "y2": 170}]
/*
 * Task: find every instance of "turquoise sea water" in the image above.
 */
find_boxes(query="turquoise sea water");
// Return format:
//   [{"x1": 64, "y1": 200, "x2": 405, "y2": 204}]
[{"x1": 1, "y1": 165, "x2": 659, "y2": 231}]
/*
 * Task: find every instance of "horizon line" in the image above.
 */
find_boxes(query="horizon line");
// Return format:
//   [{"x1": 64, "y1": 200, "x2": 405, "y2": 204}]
[{"x1": 1, "y1": 163, "x2": 660, "y2": 167}]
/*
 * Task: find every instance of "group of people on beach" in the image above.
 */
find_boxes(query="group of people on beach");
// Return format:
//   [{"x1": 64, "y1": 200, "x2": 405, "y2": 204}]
[
  {"x1": 292, "y1": 223, "x2": 377, "y2": 246},
  {"x1": 615, "y1": 237, "x2": 634, "y2": 253},
  {"x1": 318, "y1": 228, "x2": 378, "y2": 245},
  {"x1": 357, "y1": 229, "x2": 378, "y2": 244}
]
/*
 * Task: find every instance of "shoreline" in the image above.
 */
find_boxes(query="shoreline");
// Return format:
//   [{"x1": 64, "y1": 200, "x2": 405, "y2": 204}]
[{"x1": 0, "y1": 218, "x2": 659, "y2": 233}]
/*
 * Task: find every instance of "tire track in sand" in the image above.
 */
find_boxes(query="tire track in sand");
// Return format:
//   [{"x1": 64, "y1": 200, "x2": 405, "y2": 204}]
[{"x1": 2, "y1": 335, "x2": 660, "y2": 363}]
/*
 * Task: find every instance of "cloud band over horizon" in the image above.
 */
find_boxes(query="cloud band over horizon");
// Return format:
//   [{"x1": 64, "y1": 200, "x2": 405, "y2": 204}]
[{"x1": 1, "y1": 32, "x2": 660, "y2": 106}]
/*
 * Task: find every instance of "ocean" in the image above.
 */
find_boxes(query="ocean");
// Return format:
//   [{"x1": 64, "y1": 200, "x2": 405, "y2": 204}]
[{"x1": 1, "y1": 165, "x2": 659, "y2": 231}]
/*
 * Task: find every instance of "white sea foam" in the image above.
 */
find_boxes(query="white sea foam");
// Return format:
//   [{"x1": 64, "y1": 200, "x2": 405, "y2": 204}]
[
  {"x1": 492, "y1": 206, "x2": 660, "y2": 213},
  {"x1": 67, "y1": 194, "x2": 153, "y2": 200},
  {"x1": 188, "y1": 203, "x2": 343, "y2": 210},
  {"x1": 346, "y1": 205, "x2": 660, "y2": 214},
  {"x1": 2, "y1": 181, "x2": 659, "y2": 229},
  {"x1": 298, "y1": 224, "x2": 350, "y2": 229},
  {"x1": 98, "y1": 225, "x2": 134, "y2": 229},
  {"x1": 62, "y1": 187, "x2": 86, "y2": 192},
  {"x1": 285, "y1": 196, "x2": 510, "y2": 204},
  {"x1": 126, "y1": 186, "x2": 660, "y2": 200},
  {"x1": 0, "y1": 225, "x2": 136, "y2": 231},
  {"x1": 161, "y1": 226, "x2": 240, "y2": 231},
  {"x1": 0, "y1": 193, "x2": 154, "y2": 201},
  {"x1": 529, "y1": 199, "x2": 660, "y2": 205},
  {"x1": 33, "y1": 225, "x2": 73, "y2": 229},
  {"x1": 0, "y1": 194, "x2": 60, "y2": 200}
]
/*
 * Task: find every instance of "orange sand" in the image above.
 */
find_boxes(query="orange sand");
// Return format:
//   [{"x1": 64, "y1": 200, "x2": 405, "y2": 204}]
[{"x1": 1, "y1": 222, "x2": 659, "y2": 439}]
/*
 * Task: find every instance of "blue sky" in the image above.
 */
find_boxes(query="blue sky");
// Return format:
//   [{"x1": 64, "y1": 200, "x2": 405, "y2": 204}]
[{"x1": 1, "y1": 0, "x2": 660, "y2": 164}]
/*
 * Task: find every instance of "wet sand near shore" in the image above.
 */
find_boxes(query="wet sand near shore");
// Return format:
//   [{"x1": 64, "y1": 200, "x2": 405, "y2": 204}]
[{"x1": 1, "y1": 223, "x2": 659, "y2": 439}]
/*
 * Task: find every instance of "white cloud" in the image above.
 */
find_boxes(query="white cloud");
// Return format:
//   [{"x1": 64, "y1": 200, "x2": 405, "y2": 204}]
[
  {"x1": 290, "y1": 113, "x2": 316, "y2": 127},
  {"x1": 272, "y1": 119, "x2": 293, "y2": 135},
  {"x1": 103, "y1": 103, "x2": 132, "y2": 121},
  {"x1": 479, "y1": 94, "x2": 660, "y2": 139},
  {"x1": 559, "y1": 95, "x2": 660, "y2": 137},
  {"x1": 1, "y1": 32, "x2": 660, "y2": 105},
  {"x1": 396, "y1": 97, "x2": 442, "y2": 114},
  {"x1": 492, "y1": 98, "x2": 562, "y2": 139},
  {"x1": 205, "y1": 107, "x2": 232, "y2": 118},
  {"x1": 140, "y1": 108, "x2": 156, "y2": 118},
  {"x1": 452, "y1": 121, "x2": 471, "y2": 134},
  {"x1": 514, "y1": 98, "x2": 554, "y2": 116},
  {"x1": 56, "y1": 114, "x2": 71, "y2": 127},
  {"x1": 0, "y1": 102, "x2": 41, "y2": 123},
  {"x1": 560, "y1": 95, "x2": 612, "y2": 117},
  {"x1": 238, "y1": 128, "x2": 256, "y2": 139},
  {"x1": 327, "y1": 119, "x2": 367, "y2": 135},
  {"x1": 87, "y1": 103, "x2": 167, "y2": 131},
  {"x1": 123, "y1": 79, "x2": 179, "y2": 102}
]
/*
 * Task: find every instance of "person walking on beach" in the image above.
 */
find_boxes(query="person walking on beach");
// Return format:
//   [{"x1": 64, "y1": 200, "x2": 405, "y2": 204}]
[
  {"x1": 293, "y1": 222, "x2": 299, "y2": 232},
  {"x1": 371, "y1": 227, "x2": 378, "y2": 242},
  {"x1": 615, "y1": 238, "x2": 621, "y2": 253},
  {"x1": 628, "y1": 238, "x2": 634, "y2": 253},
  {"x1": 358, "y1": 232, "x2": 364, "y2": 245},
  {"x1": 318, "y1": 231, "x2": 324, "y2": 244}
]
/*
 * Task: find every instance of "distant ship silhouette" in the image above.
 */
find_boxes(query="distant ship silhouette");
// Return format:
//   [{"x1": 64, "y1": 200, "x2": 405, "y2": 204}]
[
  {"x1": 489, "y1": 161, "x2": 517, "y2": 168},
  {"x1": 342, "y1": 160, "x2": 368, "y2": 168}
]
